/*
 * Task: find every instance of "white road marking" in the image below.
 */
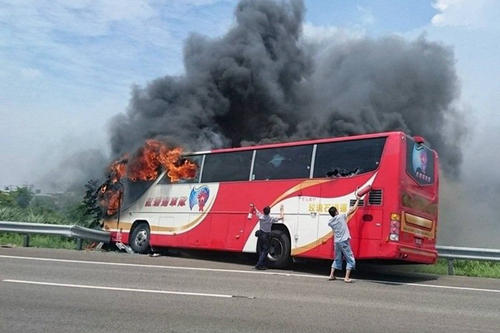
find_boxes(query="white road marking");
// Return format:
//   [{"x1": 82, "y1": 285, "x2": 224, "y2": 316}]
[
  {"x1": 367, "y1": 280, "x2": 500, "y2": 293},
  {"x1": 2, "y1": 279, "x2": 254, "y2": 299},
  {"x1": 1, "y1": 254, "x2": 499, "y2": 294}
]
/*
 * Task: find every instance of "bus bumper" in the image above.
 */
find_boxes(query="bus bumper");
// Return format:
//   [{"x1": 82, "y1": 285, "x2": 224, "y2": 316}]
[{"x1": 397, "y1": 245, "x2": 438, "y2": 264}]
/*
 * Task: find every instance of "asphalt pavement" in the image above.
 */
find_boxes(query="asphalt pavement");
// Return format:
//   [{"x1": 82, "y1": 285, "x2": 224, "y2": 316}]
[{"x1": 0, "y1": 247, "x2": 499, "y2": 333}]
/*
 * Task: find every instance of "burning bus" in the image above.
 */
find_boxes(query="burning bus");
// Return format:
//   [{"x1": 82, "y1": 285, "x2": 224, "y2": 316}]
[{"x1": 101, "y1": 131, "x2": 439, "y2": 267}]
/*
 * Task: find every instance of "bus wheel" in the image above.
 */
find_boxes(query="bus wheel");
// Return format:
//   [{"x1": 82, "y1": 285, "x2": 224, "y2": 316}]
[
  {"x1": 268, "y1": 230, "x2": 291, "y2": 268},
  {"x1": 129, "y1": 223, "x2": 150, "y2": 254}
]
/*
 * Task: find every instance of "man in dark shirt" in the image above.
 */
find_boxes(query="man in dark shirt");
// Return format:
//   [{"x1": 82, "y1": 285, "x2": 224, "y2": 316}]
[{"x1": 254, "y1": 205, "x2": 283, "y2": 270}]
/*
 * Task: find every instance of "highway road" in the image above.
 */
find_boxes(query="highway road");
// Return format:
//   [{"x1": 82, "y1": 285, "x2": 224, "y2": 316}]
[{"x1": 1, "y1": 247, "x2": 499, "y2": 332}]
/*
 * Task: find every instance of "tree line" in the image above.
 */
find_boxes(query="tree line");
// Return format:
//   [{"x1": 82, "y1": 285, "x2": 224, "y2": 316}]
[{"x1": 0, "y1": 181, "x2": 102, "y2": 229}]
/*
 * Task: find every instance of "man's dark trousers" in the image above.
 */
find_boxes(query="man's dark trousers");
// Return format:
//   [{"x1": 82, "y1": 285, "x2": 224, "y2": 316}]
[{"x1": 256, "y1": 231, "x2": 271, "y2": 267}]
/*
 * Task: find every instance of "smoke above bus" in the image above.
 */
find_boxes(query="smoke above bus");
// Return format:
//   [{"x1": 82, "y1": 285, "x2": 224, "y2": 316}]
[{"x1": 109, "y1": 0, "x2": 464, "y2": 177}]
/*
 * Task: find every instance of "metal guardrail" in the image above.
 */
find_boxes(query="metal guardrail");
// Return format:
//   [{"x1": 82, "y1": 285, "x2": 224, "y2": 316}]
[
  {"x1": 0, "y1": 221, "x2": 110, "y2": 250},
  {"x1": 1, "y1": 221, "x2": 498, "y2": 274},
  {"x1": 436, "y1": 245, "x2": 500, "y2": 275},
  {"x1": 436, "y1": 245, "x2": 500, "y2": 261}
]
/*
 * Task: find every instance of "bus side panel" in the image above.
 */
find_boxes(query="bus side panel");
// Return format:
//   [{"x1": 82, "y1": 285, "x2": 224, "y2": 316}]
[
  {"x1": 224, "y1": 213, "x2": 246, "y2": 250},
  {"x1": 292, "y1": 184, "x2": 321, "y2": 258},
  {"x1": 187, "y1": 214, "x2": 212, "y2": 247},
  {"x1": 294, "y1": 172, "x2": 378, "y2": 260},
  {"x1": 212, "y1": 181, "x2": 298, "y2": 251}
]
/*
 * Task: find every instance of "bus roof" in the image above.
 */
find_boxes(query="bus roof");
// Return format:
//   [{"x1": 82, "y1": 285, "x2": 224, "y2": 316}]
[{"x1": 184, "y1": 131, "x2": 409, "y2": 156}]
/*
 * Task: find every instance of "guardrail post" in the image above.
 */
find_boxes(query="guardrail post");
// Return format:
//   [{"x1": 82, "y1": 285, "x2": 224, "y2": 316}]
[
  {"x1": 76, "y1": 238, "x2": 83, "y2": 250},
  {"x1": 447, "y1": 258, "x2": 455, "y2": 275},
  {"x1": 23, "y1": 234, "x2": 30, "y2": 247}
]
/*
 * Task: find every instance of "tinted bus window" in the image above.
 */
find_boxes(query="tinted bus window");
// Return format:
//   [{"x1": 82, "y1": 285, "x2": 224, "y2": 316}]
[
  {"x1": 406, "y1": 138, "x2": 434, "y2": 185},
  {"x1": 313, "y1": 138, "x2": 386, "y2": 178},
  {"x1": 253, "y1": 145, "x2": 313, "y2": 180},
  {"x1": 202, "y1": 151, "x2": 253, "y2": 182},
  {"x1": 158, "y1": 155, "x2": 203, "y2": 184}
]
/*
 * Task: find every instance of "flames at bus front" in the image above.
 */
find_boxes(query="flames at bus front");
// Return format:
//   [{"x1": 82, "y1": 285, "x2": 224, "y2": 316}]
[{"x1": 98, "y1": 139, "x2": 197, "y2": 216}]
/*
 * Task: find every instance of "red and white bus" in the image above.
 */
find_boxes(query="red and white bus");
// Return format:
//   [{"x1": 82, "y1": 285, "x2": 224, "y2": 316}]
[{"x1": 103, "y1": 131, "x2": 439, "y2": 267}]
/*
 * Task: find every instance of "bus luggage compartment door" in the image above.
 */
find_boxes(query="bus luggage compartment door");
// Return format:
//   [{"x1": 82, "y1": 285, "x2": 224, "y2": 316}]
[{"x1": 356, "y1": 207, "x2": 383, "y2": 240}]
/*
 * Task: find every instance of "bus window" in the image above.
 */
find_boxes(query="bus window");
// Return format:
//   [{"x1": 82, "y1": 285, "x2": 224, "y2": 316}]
[
  {"x1": 201, "y1": 151, "x2": 253, "y2": 182},
  {"x1": 158, "y1": 155, "x2": 203, "y2": 184},
  {"x1": 253, "y1": 145, "x2": 313, "y2": 180},
  {"x1": 406, "y1": 138, "x2": 434, "y2": 185},
  {"x1": 313, "y1": 138, "x2": 386, "y2": 178}
]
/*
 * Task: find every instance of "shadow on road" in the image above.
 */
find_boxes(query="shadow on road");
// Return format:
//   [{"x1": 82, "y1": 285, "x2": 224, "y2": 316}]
[{"x1": 150, "y1": 247, "x2": 439, "y2": 283}]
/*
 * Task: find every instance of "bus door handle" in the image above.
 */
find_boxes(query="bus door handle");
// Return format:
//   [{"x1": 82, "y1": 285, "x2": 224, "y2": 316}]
[{"x1": 235, "y1": 229, "x2": 244, "y2": 239}]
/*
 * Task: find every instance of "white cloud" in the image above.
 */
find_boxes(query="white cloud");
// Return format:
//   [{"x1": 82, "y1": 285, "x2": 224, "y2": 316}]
[
  {"x1": 356, "y1": 5, "x2": 375, "y2": 27},
  {"x1": 302, "y1": 23, "x2": 365, "y2": 45},
  {"x1": 20, "y1": 67, "x2": 42, "y2": 80},
  {"x1": 45, "y1": 0, "x2": 156, "y2": 36},
  {"x1": 169, "y1": 0, "x2": 235, "y2": 7},
  {"x1": 431, "y1": 0, "x2": 500, "y2": 30},
  {"x1": 0, "y1": 0, "x2": 234, "y2": 187}
]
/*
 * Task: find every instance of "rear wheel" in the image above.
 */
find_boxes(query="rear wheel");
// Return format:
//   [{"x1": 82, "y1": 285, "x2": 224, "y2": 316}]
[
  {"x1": 268, "y1": 229, "x2": 291, "y2": 268},
  {"x1": 129, "y1": 222, "x2": 150, "y2": 254}
]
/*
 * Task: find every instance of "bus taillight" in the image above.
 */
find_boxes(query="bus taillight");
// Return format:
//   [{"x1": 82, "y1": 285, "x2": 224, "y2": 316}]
[{"x1": 389, "y1": 213, "x2": 401, "y2": 241}]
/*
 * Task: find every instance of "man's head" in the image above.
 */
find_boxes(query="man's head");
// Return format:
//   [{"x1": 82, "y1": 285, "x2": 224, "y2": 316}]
[
  {"x1": 328, "y1": 206, "x2": 338, "y2": 217},
  {"x1": 263, "y1": 206, "x2": 271, "y2": 215}
]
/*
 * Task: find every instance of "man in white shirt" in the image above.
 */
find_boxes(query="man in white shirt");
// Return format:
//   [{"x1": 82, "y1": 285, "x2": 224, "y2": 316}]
[{"x1": 327, "y1": 194, "x2": 360, "y2": 282}]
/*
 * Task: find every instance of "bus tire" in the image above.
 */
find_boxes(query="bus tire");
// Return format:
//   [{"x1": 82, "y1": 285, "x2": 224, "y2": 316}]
[
  {"x1": 268, "y1": 229, "x2": 291, "y2": 268},
  {"x1": 129, "y1": 222, "x2": 150, "y2": 254}
]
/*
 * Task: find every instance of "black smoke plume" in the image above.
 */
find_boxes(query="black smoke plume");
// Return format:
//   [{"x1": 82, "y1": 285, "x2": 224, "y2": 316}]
[
  {"x1": 110, "y1": 0, "x2": 465, "y2": 175},
  {"x1": 105, "y1": 0, "x2": 500, "y2": 248}
]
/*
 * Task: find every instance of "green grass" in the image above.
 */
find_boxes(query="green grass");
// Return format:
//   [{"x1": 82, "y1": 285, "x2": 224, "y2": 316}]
[
  {"x1": 0, "y1": 206, "x2": 68, "y2": 224},
  {"x1": 413, "y1": 258, "x2": 500, "y2": 278},
  {"x1": 0, "y1": 205, "x2": 82, "y2": 249},
  {"x1": 0, "y1": 233, "x2": 93, "y2": 250}
]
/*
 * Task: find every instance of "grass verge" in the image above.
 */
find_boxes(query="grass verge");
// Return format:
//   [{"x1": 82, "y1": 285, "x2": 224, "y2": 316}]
[
  {"x1": 0, "y1": 233, "x2": 92, "y2": 250},
  {"x1": 412, "y1": 258, "x2": 500, "y2": 278}
]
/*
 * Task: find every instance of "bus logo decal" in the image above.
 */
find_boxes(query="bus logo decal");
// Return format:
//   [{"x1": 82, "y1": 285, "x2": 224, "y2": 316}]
[{"x1": 189, "y1": 185, "x2": 210, "y2": 211}]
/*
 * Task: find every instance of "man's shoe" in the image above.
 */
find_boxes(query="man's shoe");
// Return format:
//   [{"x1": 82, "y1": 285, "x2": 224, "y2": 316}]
[{"x1": 255, "y1": 266, "x2": 267, "y2": 270}]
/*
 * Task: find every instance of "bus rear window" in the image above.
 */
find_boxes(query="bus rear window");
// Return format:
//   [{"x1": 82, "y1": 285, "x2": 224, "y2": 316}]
[
  {"x1": 406, "y1": 138, "x2": 435, "y2": 185},
  {"x1": 313, "y1": 138, "x2": 386, "y2": 178}
]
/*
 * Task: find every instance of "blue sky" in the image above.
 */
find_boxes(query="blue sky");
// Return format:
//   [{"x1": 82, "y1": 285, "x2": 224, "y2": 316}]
[{"x1": 1, "y1": 0, "x2": 499, "y2": 187}]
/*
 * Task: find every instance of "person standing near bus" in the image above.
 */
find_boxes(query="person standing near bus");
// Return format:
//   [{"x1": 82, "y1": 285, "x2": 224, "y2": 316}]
[
  {"x1": 327, "y1": 194, "x2": 360, "y2": 282},
  {"x1": 253, "y1": 205, "x2": 283, "y2": 270}
]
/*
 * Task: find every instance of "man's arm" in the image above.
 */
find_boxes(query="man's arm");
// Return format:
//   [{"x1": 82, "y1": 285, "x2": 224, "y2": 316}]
[
  {"x1": 271, "y1": 216, "x2": 284, "y2": 223},
  {"x1": 347, "y1": 195, "x2": 360, "y2": 216}
]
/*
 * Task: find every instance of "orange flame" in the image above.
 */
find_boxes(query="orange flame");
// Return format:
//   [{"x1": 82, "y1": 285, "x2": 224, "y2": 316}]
[
  {"x1": 167, "y1": 159, "x2": 197, "y2": 182},
  {"x1": 106, "y1": 190, "x2": 122, "y2": 216},
  {"x1": 109, "y1": 139, "x2": 197, "y2": 182},
  {"x1": 99, "y1": 139, "x2": 198, "y2": 216},
  {"x1": 109, "y1": 157, "x2": 128, "y2": 183}
]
